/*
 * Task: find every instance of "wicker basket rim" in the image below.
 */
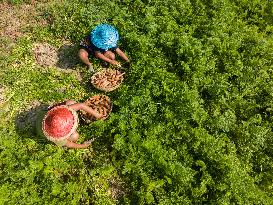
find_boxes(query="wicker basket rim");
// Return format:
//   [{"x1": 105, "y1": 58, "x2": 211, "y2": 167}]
[{"x1": 42, "y1": 105, "x2": 79, "y2": 142}]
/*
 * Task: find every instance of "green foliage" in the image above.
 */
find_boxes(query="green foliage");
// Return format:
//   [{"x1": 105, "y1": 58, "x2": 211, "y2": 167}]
[{"x1": 1, "y1": 0, "x2": 273, "y2": 204}]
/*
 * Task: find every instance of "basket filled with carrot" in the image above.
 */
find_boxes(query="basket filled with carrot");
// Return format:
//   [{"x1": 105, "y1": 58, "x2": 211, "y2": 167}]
[
  {"x1": 91, "y1": 68, "x2": 125, "y2": 92},
  {"x1": 80, "y1": 95, "x2": 113, "y2": 123}
]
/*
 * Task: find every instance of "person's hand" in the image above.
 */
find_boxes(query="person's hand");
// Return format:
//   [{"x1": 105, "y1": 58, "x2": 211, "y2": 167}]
[
  {"x1": 83, "y1": 140, "x2": 92, "y2": 145},
  {"x1": 83, "y1": 138, "x2": 96, "y2": 147},
  {"x1": 111, "y1": 60, "x2": 121, "y2": 67},
  {"x1": 94, "y1": 112, "x2": 105, "y2": 119},
  {"x1": 85, "y1": 138, "x2": 96, "y2": 144}
]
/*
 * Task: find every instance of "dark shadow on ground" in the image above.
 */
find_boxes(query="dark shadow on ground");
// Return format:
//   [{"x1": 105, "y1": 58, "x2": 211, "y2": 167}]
[
  {"x1": 15, "y1": 103, "x2": 49, "y2": 144},
  {"x1": 57, "y1": 43, "x2": 81, "y2": 70}
]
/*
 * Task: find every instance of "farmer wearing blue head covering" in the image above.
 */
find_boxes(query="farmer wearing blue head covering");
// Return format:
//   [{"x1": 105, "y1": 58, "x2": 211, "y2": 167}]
[{"x1": 79, "y1": 24, "x2": 130, "y2": 72}]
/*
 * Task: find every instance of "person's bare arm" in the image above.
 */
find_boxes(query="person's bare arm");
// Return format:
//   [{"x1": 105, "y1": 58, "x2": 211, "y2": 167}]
[
  {"x1": 68, "y1": 103, "x2": 103, "y2": 119},
  {"x1": 115, "y1": 48, "x2": 129, "y2": 62},
  {"x1": 95, "y1": 51, "x2": 120, "y2": 65},
  {"x1": 65, "y1": 100, "x2": 77, "y2": 106},
  {"x1": 80, "y1": 103, "x2": 104, "y2": 118},
  {"x1": 65, "y1": 140, "x2": 91, "y2": 149}
]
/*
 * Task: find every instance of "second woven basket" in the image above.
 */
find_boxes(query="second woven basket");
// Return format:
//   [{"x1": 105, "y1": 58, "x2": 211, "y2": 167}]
[{"x1": 91, "y1": 68, "x2": 125, "y2": 92}]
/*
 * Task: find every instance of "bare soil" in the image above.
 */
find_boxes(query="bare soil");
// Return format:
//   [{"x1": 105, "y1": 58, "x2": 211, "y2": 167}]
[
  {"x1": 0, "y1": 2, "x2": 38, "y2": 40},
  {"x1": 33, "y1": 42, "x2": 84, "y2": 82},
  {"x1": 0, "y1": 2, "x2": 47, "y2": 58},
  {"x1": 33, "y1": 42, "x2": 59, "y2": 67}
]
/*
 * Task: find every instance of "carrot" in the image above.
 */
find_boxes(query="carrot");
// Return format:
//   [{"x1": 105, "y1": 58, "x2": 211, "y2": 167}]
[
  {"x1": 104, "y1": 104, "x2": 110, "y2": 110},
  {"x1": 102, "y1": 107, "x2": 107, "y2": 116},
  {"x1": 93, "y1": 95, "x2": 100, "y2": 100},
  {"x1": 117, "y1": 73, "x2": 125, "y2": 77},
  {"x1": 113, "y1": 76, "x2": 118, "y2": 81},
  {"x1": 98, "y1": 107, "x2": 103, "y2": 114},
  {"x1": 94, "y1": 100, "x2": 100, "y2": 105},
  {"x1": 101, "y1": 81, "x2": 110, "y2": 87}
]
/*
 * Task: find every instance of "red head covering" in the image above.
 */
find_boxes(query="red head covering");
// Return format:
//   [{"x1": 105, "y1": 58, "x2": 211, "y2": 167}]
[{"x1": 42, "y1": 105, "x2": 78, "y2": 141}]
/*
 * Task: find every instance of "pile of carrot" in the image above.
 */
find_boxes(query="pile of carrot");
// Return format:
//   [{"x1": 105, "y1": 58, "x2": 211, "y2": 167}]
[
  {"x1": 81, "y1": 95, "x2": 112, "y2": 122},
  {"x1": 91, "y1": 69, "x2": 125, "y2": 91}
]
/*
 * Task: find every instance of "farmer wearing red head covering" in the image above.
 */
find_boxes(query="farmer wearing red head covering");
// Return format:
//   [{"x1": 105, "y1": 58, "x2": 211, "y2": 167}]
[{"x1": 38, "y1": 100, "x2": 104, "y2": 149}]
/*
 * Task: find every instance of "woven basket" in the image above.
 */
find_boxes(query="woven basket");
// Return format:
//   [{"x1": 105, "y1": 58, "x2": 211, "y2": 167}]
[
  {"x1": 91, "y1": 68, "x2": 124, "y2": 92},
  {"x1": 80, "y1": 95, "x2": 112, "y2": 123}
]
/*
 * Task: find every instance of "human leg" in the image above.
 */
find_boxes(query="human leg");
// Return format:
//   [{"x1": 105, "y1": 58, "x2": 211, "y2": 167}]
[
  {"x1": 79, "y1": 49, "x2": 94, "y2": 72},
  {"x1": 79, "y1": 49, "x2": 92, "y2": 66},
  {"x1": 104, "y1": 50, "x2": 115, "y2": 60}
]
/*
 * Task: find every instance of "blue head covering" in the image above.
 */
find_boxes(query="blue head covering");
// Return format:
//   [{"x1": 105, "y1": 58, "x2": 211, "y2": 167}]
[{"x1": 90, "y1": 24, "x2": 119, "y2": 50}]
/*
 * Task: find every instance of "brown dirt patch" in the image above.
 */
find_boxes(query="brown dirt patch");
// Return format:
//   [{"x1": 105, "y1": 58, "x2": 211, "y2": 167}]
[
  {"x1": 33, "y1": 42, "x2": 83, "y2": 81},
  {"x1": 0, "y1": 2, "x2": 38, "y2": 40},
  {"x1": 0, "y1": 2, "x2": 48, "y2": 58},
  {"x1": 33, "y1": 42, "x2": 82, "y2": 73},
  {"x1": 1, "y1": 2, "x2": 83, "y2": 79},
  {"x1": 33, "y1": 42, "x2": 58, "y2": 67}
]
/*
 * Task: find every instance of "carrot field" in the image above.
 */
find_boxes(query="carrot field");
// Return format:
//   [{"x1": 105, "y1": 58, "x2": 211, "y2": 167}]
[{"x1": 0, "y1": 0, "x2": 273, "y2": 204}]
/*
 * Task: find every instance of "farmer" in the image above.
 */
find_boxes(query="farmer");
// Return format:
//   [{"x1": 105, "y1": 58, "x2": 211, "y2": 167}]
[
  {"x1": 37, "y1": 100, "x2": 104, "y2": 149},
  {"x1": 79, "y1": 23, "x2": 130, "y2": 72}
]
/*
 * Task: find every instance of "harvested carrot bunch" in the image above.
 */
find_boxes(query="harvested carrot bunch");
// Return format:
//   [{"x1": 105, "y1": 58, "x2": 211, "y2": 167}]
[
  {"x1": 91, "y1": 69, "x2": 125, "y2": 92},
  {"x1": 80, "y1": 95, "x2": 112, "y2": 123}
]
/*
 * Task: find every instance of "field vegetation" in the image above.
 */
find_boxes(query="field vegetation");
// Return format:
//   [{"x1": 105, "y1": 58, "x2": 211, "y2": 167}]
[{"x1": 1, "y1": 0, "x2": 273, "y2": 204}]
